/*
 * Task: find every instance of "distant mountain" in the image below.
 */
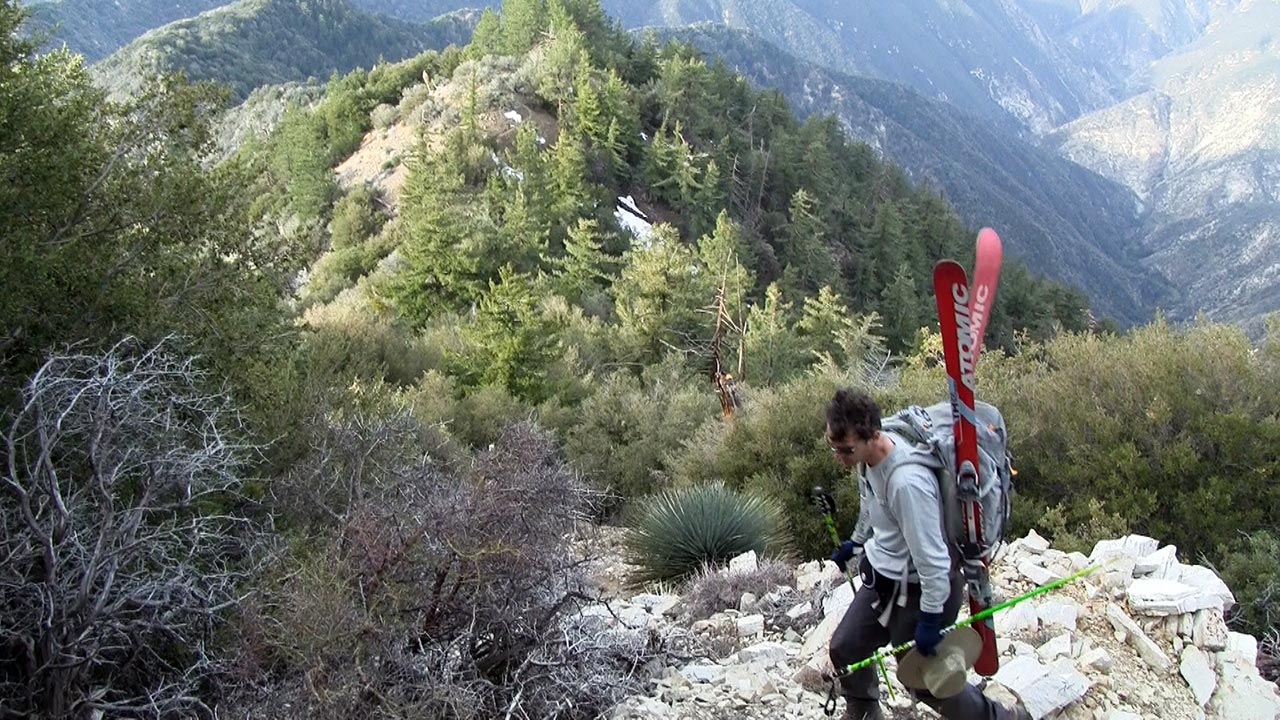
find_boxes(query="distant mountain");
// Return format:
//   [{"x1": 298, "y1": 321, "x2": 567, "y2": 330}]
[
  {"x1": 90, "y1": 0, "x2": 476, "y2": 102},
  {"x1": 662, "y1": 24, "x2": 1166, "y2": 324},
  {"x1": 599, "y1": 0, "x2": 1122, "y2": 136},
  {"x1": 27, "y1": 0, "x2": 228, "y2": 62},
  {"x1": 1019, "y1": 0, "x2": 1232, "y2": 97},
  {"x1": 27, "y1": 0, "x2": 482, "y2": 61},
  {"x1": 1048, "y1": 0, "x2": 1280, "y2": 331}
]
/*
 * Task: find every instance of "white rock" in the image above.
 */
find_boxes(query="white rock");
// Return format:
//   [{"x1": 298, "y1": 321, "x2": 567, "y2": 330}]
[
  {"x1": 822, "y1": 580, "x2": 856, "y2": 619},
  {"x1": 1022, "y1": 529, "x2": 1052, "y2": 553},
  {"x1": 1173, "y1": 565, "x2": 1236, "y2": 612},
  {"x1": 1209, "y1": 652, "x2": 1280, "y2": 719},
  {"x1": 795, "y1": 560, "x2": 832, "y2": 591},
  {"x1": 1066, "y1": 551, "x2": 1091, "y2": 571},
  {"x1": 1080, "y1": 647, "x2": 1113, "y2": 673},
  {"x1": 1019, "y1": 558, "x2": 1063, "y2": 585},
  {"x1": 799, "y1": 611, "x2": 840, "y2": 661},
  {"x1": 1104, "y1": 712, "x2": 1141, "y2": 720},
  {"x1": 1104, "y1": 603, "x2": 1170, "y2": 673},
  {"x1": 631, "y1": 593, "x2": 681, "y2": 617},
  {"x1": 993, "y1": 655, "x2": 1091, "y2": 719},
  {"x1": 1126, "y1": 577, "x2": 1218, "y2": 615},
  {"x1": 1178, "y1": 612, "x2": 1196, "y2": 638},
  {"x1": 1226, "y1": 631, "x2": 1258, "y2": 666},
  {"x1": 1037, "y1": 600, "x2": 1080, "y2": 631},
  {"x1": 728, "y1": 551, "x2": 758, "y2": 574},
  {"x1": 739, "y1": 592, "x2": 758, "y2": 611},
  {"x1": 1137, "y1": 545, "x2": 1181, "y2": 580},
  {"x1": 617, "y1": 604, "x2": 652, "y2": 628},
  {"x1": 1089, "y1": 535, "x2": 1159, "y2": 563},
  {"x1": 1036, "y1": 632, "x2": 1073, "y2": 662},
  {"x1": 720, "y1": 663, "x2": 775, "y2": 700},
  {"x1": 737, "y1": 641, "x2": 788, "y2": 665},
  {"x1": 736, "y1": 614, "x2": 765, "y2": 637},
  {"x1": 623, "y1": 697, "x2": 671, "y2": 718},
  {"x1": 996, "y1": 599, "x2": 1041, "y2": 635},
  {"x1": 680, "y1": 664, "x2": 724, "y2": 683},
  {"x1": 1191, "y1": 608, "x2": 1229, "y2": 651},
  {"x1": 1011, "y1": 640, "x2": 1037, "y2": 657},
  {"x1": 1179, "y1": 645, "x2": 1216, "y2": 706},
  {"x1": 1100, "y1": 557, "x2": 1138, "y2": 589},
  {"x1": 785, "y1": 601, "x2": 813, "y2": 619}
]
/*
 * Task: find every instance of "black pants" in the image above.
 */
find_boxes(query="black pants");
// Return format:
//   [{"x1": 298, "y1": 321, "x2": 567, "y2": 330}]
[{"x1": 827, "y1": 560, "x2": 1013, "y2": 720}]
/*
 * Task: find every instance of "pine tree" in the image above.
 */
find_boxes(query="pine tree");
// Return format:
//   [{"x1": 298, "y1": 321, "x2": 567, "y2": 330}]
[
  {"x1": 456, "y1": 266, "x2": 556, "y2": 402},
  {"x1": 612, "y1": 224, "x2": 714, "y2": 364},
  {"x1": 696, "y1": 210, "x2": 755, "y2": 301},
  {"x1": 535, "y1": 4, "x2": 588, "y2": 105},
  {"x1": 742, "y1": 283, "x2": 807, "y2": 386},
  {"x1": 878, "y1": 263, "x2": 922, "y2": 354},
  {"x1": 466, "y1": 8, "x2": 502, "y2": 58},
  {"x1": 778, "y1": 188, "x2": 837, "y2": 298},
  {"x1": 858, "y1": 199, "x2": 907, "y2": 303},
  {"x1": 499, "y1": 0, "x2": 547, "y2": 56},
  {"x1": 572, "y1": 60, "x2": 604, "y2": 141},
  {"x1": 796, "y1": 286, "x2": 850, "y2": 363},
  {"x1": 550, "y1": 128, "x2": 592, "y2": 229},
  {"x1": 555, "y1": 217, "x2": 615, "y2": 303}
]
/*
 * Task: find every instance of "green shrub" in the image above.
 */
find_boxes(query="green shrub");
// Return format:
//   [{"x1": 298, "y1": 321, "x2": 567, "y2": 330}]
[
  {"x1": 1213, "y1": 529, "x2": 1280, "y2": 639},
  {"x1": 405, "y1": 371, "x2": 530, "y2": 451},
  {"x1": 1033, "y1": 499, "x2": 1130, "y2": 555},
  {"x1": 370, "y1": 103, "x2": 398, "y2": 130},
  {"x1": 563, "y1": 357, "x2": 718, "y2": 511},
  {"x1": 624, "y1": 483, "x2": 788, "y2": 584},
  {"x1": 329, "y1": 185, "x2": 386, "y2": 251},
  {"x1": 301, "y1": 294, "x2": 436, "y2": 386},
  {"x1": 670, "y1": 373, "x2": 853, "y2": 557}
]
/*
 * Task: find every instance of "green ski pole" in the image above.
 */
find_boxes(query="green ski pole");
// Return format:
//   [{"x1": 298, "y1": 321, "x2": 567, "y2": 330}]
[
  {"x1": 821, "y1": 563, "x2": 1100, "y2": 715},
  {"x1": 837, "y1": 563, "x2": 1100, "y2": 678},
  {"x1": 810, "y1": 485, "x2": 859, "y2": 590}
]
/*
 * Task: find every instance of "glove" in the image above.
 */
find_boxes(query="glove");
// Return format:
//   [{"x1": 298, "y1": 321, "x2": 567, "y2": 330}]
[
  {"x1": 830, "y1": 539, "x2": 862, "y2": 572},
  {"x1": 914, "y1": 611, "x2": 944, "y2": 656}
]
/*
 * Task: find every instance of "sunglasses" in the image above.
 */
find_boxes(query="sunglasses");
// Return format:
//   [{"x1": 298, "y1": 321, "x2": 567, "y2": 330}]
[{"x1": 828, "y1": 441, "x2": 860, "y2": 456}]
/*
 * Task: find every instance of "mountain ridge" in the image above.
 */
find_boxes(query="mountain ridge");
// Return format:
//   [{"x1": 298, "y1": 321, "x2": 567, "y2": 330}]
[{"x1": 660, "y1": 23, "x2": 1166, "y2": 324}]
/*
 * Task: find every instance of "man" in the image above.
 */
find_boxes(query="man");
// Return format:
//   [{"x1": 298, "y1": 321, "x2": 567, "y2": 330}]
[{"x1": 824, "y1": 388, "x2": 1029, "y2": 720}]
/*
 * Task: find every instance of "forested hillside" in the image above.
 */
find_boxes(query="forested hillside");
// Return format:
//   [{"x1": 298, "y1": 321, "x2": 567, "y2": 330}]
[
  {"x1": 90, "y1": 0, "x2": 476, "y2": 101},
  {"x1": 655, "y1": 23, "x2": 1167, "y2": 326},
  {"x1": 3, "y1": 0, "x2": 1278, "y2": 716}
]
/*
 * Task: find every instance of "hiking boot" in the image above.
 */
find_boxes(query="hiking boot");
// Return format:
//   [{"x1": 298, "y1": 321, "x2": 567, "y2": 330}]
[{"x1": 840, "y1": 699, "x2": 884, "y2": 720}]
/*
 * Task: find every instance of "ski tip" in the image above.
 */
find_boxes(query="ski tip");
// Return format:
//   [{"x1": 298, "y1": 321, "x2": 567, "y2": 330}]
[{"x1": 977, "y1": 227, "x2": 1002, "y2": 251}]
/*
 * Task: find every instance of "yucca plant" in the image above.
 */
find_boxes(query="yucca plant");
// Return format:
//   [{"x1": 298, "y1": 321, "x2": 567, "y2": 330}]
[{"x1": 623, "y1": 483, "x2": 788, "y2": 584}]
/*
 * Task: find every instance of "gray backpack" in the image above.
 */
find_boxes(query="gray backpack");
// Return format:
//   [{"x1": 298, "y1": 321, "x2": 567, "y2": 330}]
[{"x1": 876, "y1": 401, "x2": 1013, "y2": 562}]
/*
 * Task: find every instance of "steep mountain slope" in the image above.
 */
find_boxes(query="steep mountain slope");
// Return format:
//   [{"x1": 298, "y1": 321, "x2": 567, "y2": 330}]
[
  {"x1": 90, "y1": 0, "x2": 476, "y2": 102},
  {"x1": 27, "y1": 0, "x2": 482, "y2": 60},
  {"x1": 27, "y1": 0, "x2": 227, "y2": 61},
  {"x1": 600, "y1": 0, "x2": 1121, "y2": 135},
  {"x1": 666, "y1": 24, "x2": 1165, "y2": 324},
  {"x1": 1021, "y1": 0, "x2": 1236, "y2": 96},
  {"x1": 1048, "y1": 0, "x2": 1280, "y2": 330}
]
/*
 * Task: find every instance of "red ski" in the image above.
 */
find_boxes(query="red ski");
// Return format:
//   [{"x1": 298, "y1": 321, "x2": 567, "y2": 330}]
[
  {"x1": 933, "y1": 258, "x2": 999, "y2": 676},
  {"x1": 969, "y1": 228, "x2": 1002, "y2": 364}
]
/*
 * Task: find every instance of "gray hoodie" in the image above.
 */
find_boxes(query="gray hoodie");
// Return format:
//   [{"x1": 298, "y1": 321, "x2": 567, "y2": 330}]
[{"x1": 853, "y1": 432, "x2": 953, "y2": 614}]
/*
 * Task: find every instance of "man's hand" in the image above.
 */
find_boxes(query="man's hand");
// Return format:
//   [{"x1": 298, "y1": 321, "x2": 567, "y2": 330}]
[
  {"x1": 830, "y1": 539, "x2": 863, "y2": 572},
  {"x1": 914, "y1": 611, "x2": 944, "y2": 656}
]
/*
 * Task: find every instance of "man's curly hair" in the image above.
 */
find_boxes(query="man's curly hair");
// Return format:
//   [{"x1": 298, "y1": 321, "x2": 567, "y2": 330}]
[{"x1": 825, "y1": 388, "x2": 881, "y2": 441}]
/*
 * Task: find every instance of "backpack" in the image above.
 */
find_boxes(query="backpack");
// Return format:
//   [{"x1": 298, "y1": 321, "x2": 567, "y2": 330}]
[{"x1": 877, "y1": 401, "x2": 1013, "y2": 563}]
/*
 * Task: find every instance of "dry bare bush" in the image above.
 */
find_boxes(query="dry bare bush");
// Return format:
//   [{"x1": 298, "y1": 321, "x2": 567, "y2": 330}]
[
  {"x1": 681, "y1": 559, "x2": 797, "y2": 622},
  {"x1": 235, "y1": 406, "x2": 671, "y2": 719},
  {"x1": 0, "y1": 339, "x2": 260, "y2": 719}
]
